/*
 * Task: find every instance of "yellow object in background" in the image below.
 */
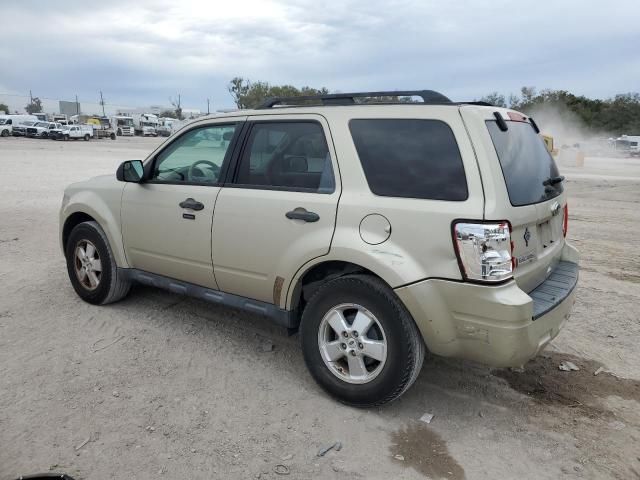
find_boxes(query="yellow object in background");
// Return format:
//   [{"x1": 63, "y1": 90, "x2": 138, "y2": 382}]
[{"x1": 542, "y1": 134, "x2": 558, "y2": 156}]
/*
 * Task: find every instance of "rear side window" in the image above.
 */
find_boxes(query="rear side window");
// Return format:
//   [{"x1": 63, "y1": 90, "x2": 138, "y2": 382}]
[
  {"x1": 349, "y1": 119, "x2": 468, "y2": 201},
  {"x1": 486, "y1": 120, "x2": 563, "y2": 206},
  {"x1": 235, "y1": 122, "x2": 335, "y2": 193}
]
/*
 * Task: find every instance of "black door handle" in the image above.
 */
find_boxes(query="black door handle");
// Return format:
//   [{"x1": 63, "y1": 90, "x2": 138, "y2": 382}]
[
  {"x1": 179, "y1": 198, "x2": 204, "y2": 211},
  {"x1": 286, "y1": 207, "x2": 320, "y2": 223}
]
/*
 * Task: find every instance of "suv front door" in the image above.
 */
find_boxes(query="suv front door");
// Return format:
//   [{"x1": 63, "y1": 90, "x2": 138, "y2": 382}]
[
  {"x1": 121, "y1": 120, "x2": 245, "y2": 289},
  {"x1": 212, "y1": 115, "x2": 340, "y2": 305}
]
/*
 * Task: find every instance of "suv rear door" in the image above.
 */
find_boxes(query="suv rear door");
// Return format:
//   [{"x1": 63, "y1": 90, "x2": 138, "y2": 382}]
[
  {"x1": 211, "y1": 114, "x2": 340, "y2": 305},
  {"x1": 461, "y1": 107, "x2": 567, "y2": 292}
]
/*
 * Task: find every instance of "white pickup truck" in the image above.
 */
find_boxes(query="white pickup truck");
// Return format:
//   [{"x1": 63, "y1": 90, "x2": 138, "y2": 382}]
[
  {"x1": 26, "y1": 121, "x2": 64, "y2": 138},
  {"x1": 52, "y1": 125, "x2": 94, "y2": 141}
]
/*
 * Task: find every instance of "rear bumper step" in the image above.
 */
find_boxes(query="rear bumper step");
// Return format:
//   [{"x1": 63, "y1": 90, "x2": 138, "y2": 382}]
[{"x1": 529, "y1": 261, "x2": 579, "y2": 320}]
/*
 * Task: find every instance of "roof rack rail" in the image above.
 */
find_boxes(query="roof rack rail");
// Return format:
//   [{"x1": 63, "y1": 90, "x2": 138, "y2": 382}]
[
  {"x1": 258, "y1": 90, "x2": 452, "y2": 109},
  {"x1": 461, "y1": 101, "x2": 494, "y2": 107}
]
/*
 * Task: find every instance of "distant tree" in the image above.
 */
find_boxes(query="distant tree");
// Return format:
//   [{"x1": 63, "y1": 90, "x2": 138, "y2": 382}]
[
  {"x1": 487, "y1": 87, "x2": 640, "y2": 136},
  {"x1": 478, "y1": 92, "x2": 507, "y2": 107},
  {"x1": 228, "y1": 77, "x2": 329, "y2": 109},
  {"x1": 228, "y1": 77, "x2": 252, "y2": 108},
  {"x1": 169, "y1": 95, "x2": 183, "y2": 119},
  {"x1": 160, "y1": 110, "x2": 177, "y2": 119},
  {"x1": 25, "y1": 97, "x2": 43, "y2": 114},
  {"x1": 0, "y1": 103, "x2": 9, "y2": 114}
]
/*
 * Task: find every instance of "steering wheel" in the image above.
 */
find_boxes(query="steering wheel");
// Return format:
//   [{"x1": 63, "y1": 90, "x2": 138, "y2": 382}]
[{"x1": 188, "y1": 160, "x2": 220, "y2": 182}]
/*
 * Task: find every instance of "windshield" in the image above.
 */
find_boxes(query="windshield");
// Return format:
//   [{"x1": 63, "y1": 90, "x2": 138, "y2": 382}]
[
  {"x1": 22, "y1": 121, "x2": 36, "y2": 126},
  {"x1": 0, "y1": 119, "x2": 7, "y2": 125},
  {"x1": 117, "y1": 118, "x2": 134, "y2": 126},
  {"x1": 486, "y1": 120, "x2": 563, "y2": 206}
]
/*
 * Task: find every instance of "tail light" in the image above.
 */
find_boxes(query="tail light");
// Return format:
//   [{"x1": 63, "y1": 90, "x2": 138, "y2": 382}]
[
  {"x1": 563, "y1": 203, "x2": 569, "y2": 237},
  {"x1": 453, "y1": 221, "x2": 513, "y2": 283}
]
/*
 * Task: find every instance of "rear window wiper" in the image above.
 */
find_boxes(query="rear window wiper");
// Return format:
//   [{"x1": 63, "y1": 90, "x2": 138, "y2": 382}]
[{"x1": 543, "y1": 175, "x2": 565, "y2": 186}]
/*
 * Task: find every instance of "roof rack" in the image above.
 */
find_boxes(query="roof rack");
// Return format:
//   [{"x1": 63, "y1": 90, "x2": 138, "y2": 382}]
[{"x1": 258, "y1": 90, "x2": 452, "y2": 109}]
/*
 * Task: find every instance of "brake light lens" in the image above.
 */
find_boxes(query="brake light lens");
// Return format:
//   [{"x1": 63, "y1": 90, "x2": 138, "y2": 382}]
[
  {"x1": 563, "y1": 203, "x2": 569, "y2": 237},
  {"x1": 453, "y1": 222, "x2": 513, "y2": 282}
]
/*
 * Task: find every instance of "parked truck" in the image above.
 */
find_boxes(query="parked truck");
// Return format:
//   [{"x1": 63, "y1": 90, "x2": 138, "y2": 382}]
[
  {"x1": 52, "y1": 114, "x2": 69, "y2": 125},
  {"x1": 133, "y1": 113, "x2": 159, "y2": 136},
  {"x1": 156, "y1": 117, "x2": 182, "y2": 137},
  {"x1": 52, "y1": 124, "x2": 94, "y2": 141},
  {"x1": 112, "y1": 115, "x2": 135, "y2": 136},
  {"x1": 26, "y1": 121, "x2": 64, "y2": 138},
  {"x1": 70, "y1": 115, "x2": 116, "y2": 140}
]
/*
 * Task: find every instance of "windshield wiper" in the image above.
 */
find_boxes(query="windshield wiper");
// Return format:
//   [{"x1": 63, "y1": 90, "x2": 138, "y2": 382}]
[{"x1": 543, "y1": 175, "x2": 565, "y2": 186}]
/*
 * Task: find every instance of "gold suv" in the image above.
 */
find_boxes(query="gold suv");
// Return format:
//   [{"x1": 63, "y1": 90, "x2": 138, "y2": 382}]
[{"x1": 60, "y1": 90, "x2": 579, "y2": 406}]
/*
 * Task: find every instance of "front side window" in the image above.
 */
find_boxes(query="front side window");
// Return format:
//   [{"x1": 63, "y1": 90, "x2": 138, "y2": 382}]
[
  {"x1": 150, "y1": 123, "x2": 238, "y2": 184},
  {"x1": 349, "y1": 119, "x2": 468, "y2": 201},
  {"x1": 235, "y1": 122, "x2": 335, "y2": 193}
]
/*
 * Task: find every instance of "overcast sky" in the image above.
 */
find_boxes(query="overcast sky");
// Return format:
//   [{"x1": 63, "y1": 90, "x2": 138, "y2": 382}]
[{"x1": 2, "y1": 0, "x2": 639, "y2": 112}]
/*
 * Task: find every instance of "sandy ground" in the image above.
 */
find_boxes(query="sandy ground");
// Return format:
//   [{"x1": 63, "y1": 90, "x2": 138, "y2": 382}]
[{"x1": 0, "y1": 136, "x2": 638, "y2": 480}]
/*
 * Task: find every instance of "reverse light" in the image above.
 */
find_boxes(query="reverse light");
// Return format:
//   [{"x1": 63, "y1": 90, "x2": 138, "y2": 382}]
[
  {"x1": 563, "y1": 203, "x2": 569, "y2": 237},
  {"x1": 453, "y1": 221, "x2": 513, "y2": 282}
]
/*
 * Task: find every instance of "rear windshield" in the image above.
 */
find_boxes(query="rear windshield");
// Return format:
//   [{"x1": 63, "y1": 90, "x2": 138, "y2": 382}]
[
  {"x1": 349, "y1": 119, "x2": 468, "y2": 201},
  {"x1": 486, "y1": 120, "x2": 563, "y2": 206}
]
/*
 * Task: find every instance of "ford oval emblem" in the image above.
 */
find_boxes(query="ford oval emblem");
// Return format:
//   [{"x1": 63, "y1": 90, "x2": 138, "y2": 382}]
[
  {"x1": 551, "y1": 201, "x2": 561, "y2": 216},
  {"x1": 523, "y1": 227, "x2": 531, "y2": 247}
]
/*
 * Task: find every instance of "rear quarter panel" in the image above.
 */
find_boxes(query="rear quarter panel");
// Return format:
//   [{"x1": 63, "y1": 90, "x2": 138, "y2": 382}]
[{"x1": 285, "y1": 105, "x2": 485, "y2": 308}]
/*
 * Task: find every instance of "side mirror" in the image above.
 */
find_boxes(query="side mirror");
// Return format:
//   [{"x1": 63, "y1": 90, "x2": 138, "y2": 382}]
[{"x1": 116, "y1": 160, "x2": 144, "y2": 182}]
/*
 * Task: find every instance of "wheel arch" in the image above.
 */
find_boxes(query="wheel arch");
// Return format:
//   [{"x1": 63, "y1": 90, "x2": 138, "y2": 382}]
[
  {"x1": 62, "y1": 212, "x2": 96, "y2": 250},
  {"x1": 287, "y1": 259, "x2": 393, "y2": 317},
  {"x1": 61, "y1": 197, "x2": 129, "y2": 268}
]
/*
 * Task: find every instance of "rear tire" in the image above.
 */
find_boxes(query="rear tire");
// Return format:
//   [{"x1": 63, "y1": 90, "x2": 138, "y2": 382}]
[
  {"x1": 64, "y1": 135, "x2": 69, "y2": 141},
  {"x1": 300, "y1": 274, "x2": 425, "y2": 407},
  {"x1": 83, "y1": 134, "x2": 90, "y2": 141},
  {"x1": 65, "y1": 221, "x2": 131, "y2": 305}
]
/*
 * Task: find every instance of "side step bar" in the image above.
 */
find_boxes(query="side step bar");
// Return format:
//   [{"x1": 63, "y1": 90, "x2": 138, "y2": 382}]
[{"x1": 120, "y1": 268, "x2": 298, "y2": 329}]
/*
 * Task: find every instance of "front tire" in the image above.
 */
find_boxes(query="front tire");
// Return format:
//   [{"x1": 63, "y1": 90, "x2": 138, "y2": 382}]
[
  {"x1": 1, "y1": 129, "x2": 9, "y2": 137},
  {"x1": 300, "y1": 274, "x2": 425, "y2": 407},
  {"x1": 65, "y1": 221, "x2": 131, "y2": 305}
]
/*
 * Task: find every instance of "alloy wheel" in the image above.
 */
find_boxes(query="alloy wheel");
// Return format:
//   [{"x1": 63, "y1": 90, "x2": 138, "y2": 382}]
[
  {"x1": 317, "y1": 303, "x2": 387, "y2": 384},
  {"x1": 73, "y1": 240, "x2": 102, "y2": 290}
]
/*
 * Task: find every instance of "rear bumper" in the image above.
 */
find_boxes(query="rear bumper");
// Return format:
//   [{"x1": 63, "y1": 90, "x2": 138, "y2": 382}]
[{"x1": 395, "y1": 242, "x2": 579, "y2": 367}]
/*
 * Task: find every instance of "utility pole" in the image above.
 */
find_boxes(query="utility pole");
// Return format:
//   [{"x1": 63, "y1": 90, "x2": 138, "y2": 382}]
[
  {"x1": 75, "y1": 94, "x2": 79, "y2": 115},
  {"x1": 99, "y1": 91, "x2": 106, "y2": 117},
  {"x1": 29, "y1": 90, "x2": 33, "y2": 104},
  {"x1": 207, "y1": 98, "x2": 210, "y2": 114}
]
